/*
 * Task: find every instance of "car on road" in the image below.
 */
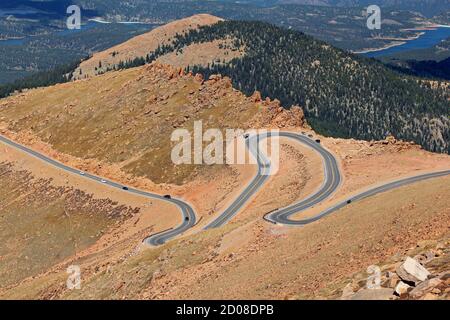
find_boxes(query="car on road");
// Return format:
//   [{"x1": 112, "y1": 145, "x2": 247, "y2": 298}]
[
  {"x1": 185, "y1": 216, "x2": 190, "y2": 221},
  {"x1": 163, "y1": 195, "x2": 171, "y2": 199},
  {"x1": 260, "y1": 163, "x2": 271, "y2": 169},
  {"x1": 244, "y1": 133, "x2": 249, "y2": 139},
  {"x1": 315, "y1": 139, "x2": 321, "y2": 143},
  {"x1": 122, "y1": 186, "x2": 129, "y2": 190},
  {"x1": 347, "y1": 199, "x2": 352, "y2": 204},
  {"x1": 101, "y1": 179, "x2": 107, "y2": 183},
  {"x1": 79, "y1": 171, "x2": 85, "y2": 175}
]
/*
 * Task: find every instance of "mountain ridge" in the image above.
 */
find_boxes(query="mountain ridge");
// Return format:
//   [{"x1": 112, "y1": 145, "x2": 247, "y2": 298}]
[{"x1": 95, "y1": 17, "x2": 449, "y2": 153}]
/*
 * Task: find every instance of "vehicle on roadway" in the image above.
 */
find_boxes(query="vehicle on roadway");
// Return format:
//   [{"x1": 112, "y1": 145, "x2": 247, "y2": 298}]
[
  {"x1": 185, "y1": 216, "x2": 189, "y2": 221},
  {"x1": 163, "y1": 194, "x2": 171, "y2": 199},
  {"x1": 79, "y1": 171, "x2": 85, "y2": 175},
  {"x1": 244, "y1": 133, "x2": 249, "y2": 139},
  {"x1": 101, "y1": 179, "x2": 107, "y2": 183},
  {"x1": 315, "y1": 139, "x2": 321, "y2": 143},
  {"x1": 347, "y1": 199, "x2": 352, "y2": 204},
  {"x1": 122, "y1": 186, "x2": 129, "y2": 190}
]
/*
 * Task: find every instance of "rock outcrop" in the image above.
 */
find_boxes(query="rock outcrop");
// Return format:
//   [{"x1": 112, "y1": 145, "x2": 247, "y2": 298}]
[{"x1": 341, "y1": 239, "x2": 450, "y2": 300}]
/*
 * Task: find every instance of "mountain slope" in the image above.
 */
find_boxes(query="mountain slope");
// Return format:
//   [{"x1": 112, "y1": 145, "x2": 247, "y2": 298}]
[
  {"x1": 74, "y1": 14, "x2": 222, "y2": 79},
  {"x1": 2, "y1": 171, "x2": 449, "y2": 299},
  {"x1": 143, "y1": 20, "x2": 449, "y2": 153},
  {"x1": 278, "y1": 0, "x2": 450, "y2": 17},
  {"x1": 0, "y1": 160, "x2": 138, "y2": 288},
  {"x1": 400, "y1": 57, "x2": 450, "y2": 80},
  {"x1": 0, "y1": 62, "x2": 304, "y2": 185}
]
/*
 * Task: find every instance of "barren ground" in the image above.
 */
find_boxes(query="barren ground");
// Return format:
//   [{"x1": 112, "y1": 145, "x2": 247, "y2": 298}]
[{"x1": 74, "y1": 14, "x2": 224, "y2": 79}]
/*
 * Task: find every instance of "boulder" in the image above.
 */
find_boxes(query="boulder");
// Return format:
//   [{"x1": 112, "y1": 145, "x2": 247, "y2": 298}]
[
  {"x1": 341, "y1": 283, "x2": 357, "y2": 299},
  {"x1": 385, "y1": 272, "x2": 400, "y2": 288},
  {"x1": 396, "y1": 257, "x2": 431, "y2": 284},
  {"x1": 409, "y1": 278, "x2": 442, "y2": 299},
  {"x1": 208, "y1": 74, "x2": 221, "y2": 81},
  {"x1": 251, "y1": 91, "x2": 262, "y2": 103},
  {"x1": 349, "y1": 288, "x2": 395, "y2": 300},
  {"x1": 421, "y1": 293, "x2": 438, "y2": 300},
  {"x1": 395, "y1": 281, "x2": 411, "y2": 296},
  {"x1": 194, "y1": 73, "x2": 204, "y2": 83},
  {"x1": 413, "y1": 251, "x2": 436, "y2": 265}
]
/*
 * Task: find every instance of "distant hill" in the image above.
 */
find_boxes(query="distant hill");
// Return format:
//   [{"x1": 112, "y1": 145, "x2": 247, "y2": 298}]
[
  {"x1": 0, "y1": 62, "x2": 304, "y2": 184},
  {"x1": 140, "y1": 20, "x2": 449, "y2": 153},
  {"x1": 277, "y1": 0, "x2": 450, "y2": 17},
  {"x1": 409, "y1": 57, "x2": 450, "y2": 80},
  {"x1": 388, "y1": 57, "x2": 450, "y2": 80},
  {"x1": 378, "y1": 37, "x2": 450, "y2": 80},
  {"x1": 73, "y1": 14, "x2": 222, "y2": 79}
]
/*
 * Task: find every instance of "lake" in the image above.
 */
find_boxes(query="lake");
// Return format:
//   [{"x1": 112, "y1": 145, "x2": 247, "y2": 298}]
[{"x1": 364, "y1": 26, "x2": 450, "y2": 58}]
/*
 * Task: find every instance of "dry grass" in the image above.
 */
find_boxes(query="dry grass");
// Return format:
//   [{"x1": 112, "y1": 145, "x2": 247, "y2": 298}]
[
  {"x1": 74, "y1": 14, "x2": 223, "y2": 79},
  {"x1": 2, "y1": 170, "x2": 448, "y2": 299},
  {"x1": 0, "y1": 63, "x2": 261, "y2": 185},
  {"x1": 157, "y1": 38, "x2": 244, "y2": 69},
  {"x1": 0, "y1": 162, "x2": 137, "y2": 289}
]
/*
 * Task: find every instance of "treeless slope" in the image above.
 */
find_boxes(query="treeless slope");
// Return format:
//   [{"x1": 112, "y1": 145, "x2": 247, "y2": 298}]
[
  {"x1": 74, "y1": 14, "x2": 223, "y2": 79},
  {"x1": 0, "y1": 139, "x2": 187, "y2": 291},
  {"x1": 0, "y1": 62, "x2": 304, "y2": 186},
  {"x1": 156, "y1": 38, "x2": 244, "y2": 69},
  {"x1": 0, "y1": 160, "x2": 138, "y2": 289},
  {"x1": 1, "y1": 173, "x2": 448, "y2": 299}
]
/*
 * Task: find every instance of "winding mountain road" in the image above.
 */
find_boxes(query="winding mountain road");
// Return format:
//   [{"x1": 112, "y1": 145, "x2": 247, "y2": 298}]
[
  {"x1": 266, "y1": 169, "x2": 450, "y2": 225},
  {"x1": 1, "y1": 131, "x2": 449, "y2": 246},
  {"x1": 204, "y1": 131, "x2": 341, "y2": 229},
  {"x1": 0, "y1": 134, "x2": 196, "y2": 246}
]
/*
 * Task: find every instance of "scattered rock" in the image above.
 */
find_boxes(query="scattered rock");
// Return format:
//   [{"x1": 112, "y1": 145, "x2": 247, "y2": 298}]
[
  {"x1": 413, "y1": 251, "x2": 436, "y2": 265},
  {"x1": 396, "y1": 257, "x2": 431, "y2": 285},
  {"x1": 349, "y1": 288, "x2": 395, "y2": 300},
  {"x1": 334, "y1": 239, "x2": 449, "y2": 300},
  {"x1": 341, "y1": 283, "x2": 357, "y2": 298},
  {"x1": 251, "y1": 91, "x2": 262, "y2": 103},
  {"x1": 421, "y1": 293, "x2": 438, "y2": 300},
  {"x1": 386, "y1": 272, "x2": 400, "y2": 288},
  {"x1": 409, "y1": 278, "x2": 442, "y2": 299},
  {"x1": 394, "y1": 281, "x2": 411, "y2": 296}
]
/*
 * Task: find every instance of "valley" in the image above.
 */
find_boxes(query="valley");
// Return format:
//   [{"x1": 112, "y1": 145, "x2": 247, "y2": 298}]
[{"x1": 1, "y1": 0, "x2": 448, "y2": 84}]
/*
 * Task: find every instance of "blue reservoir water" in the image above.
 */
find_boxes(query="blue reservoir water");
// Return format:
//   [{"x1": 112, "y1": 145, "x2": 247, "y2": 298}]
[{"x1": 364, "y1": 26, "x2": 450, "y2": 58}]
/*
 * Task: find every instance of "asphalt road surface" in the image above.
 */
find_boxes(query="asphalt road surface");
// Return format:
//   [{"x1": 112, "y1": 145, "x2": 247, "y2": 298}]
[
  {"x1": 0, "y1": 134, "x2": 196, "y2": 246},
  {"x1": 2, "y1": 132, "x2": 449, "y2": 245},
  {"x1": 266, "y1": 169, "x2": 450, "y2": 225},
  {"x1": 204, "y1": 131, "x2": 341, "y2": 229}
]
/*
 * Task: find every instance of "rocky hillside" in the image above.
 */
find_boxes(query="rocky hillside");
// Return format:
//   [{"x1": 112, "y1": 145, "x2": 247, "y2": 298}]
[
  {"x1": 337, "y1": 238, "x2": 450, "y2": 300},
  {"x1": 0, "y1": 161, "x2": 138, "y2": 289},
  {"x1": 0, "y1": 62, "x2": 305, "y2": 185},
  {"x1": 2, "y1": 170, "x2": 448, "y2": 299},
  {"x1": 143, "y1": 20, "x2": 449, "y2": 154},
  {"x1": 73, "y1": 14, "x2": 223, "y2": 79}
]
